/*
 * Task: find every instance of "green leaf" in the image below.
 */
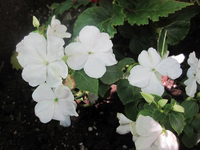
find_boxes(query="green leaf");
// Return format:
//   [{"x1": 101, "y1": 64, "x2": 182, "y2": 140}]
[
  {"x1": 74, "y1": 69, "x2": 98, "y2": 94},
  {"x1": 157, "y1": 28, "x2": 168, "y2": 57},
  {"x1": 158, "y1": 99, "x2": 168, "y2": 107},
  {"x1": 191, "y1": 114, "x2": 200, "y2": 132},
  {"x1": 143, "y1": 103, "x2": 157, "y2": 112},
  {"x1": 169, "y1": 112, "x2": 184, "y2": 135},
  {"x1": 181, "y1": 101, "x2": 199, "y2": 118},
  {"x1": 184, "y1": 124, "x2": 194, "y2": 138},
  {"x1": 140, "y1": 92, "x2": 155, "y2": 104},
  {"x1": 182, "y1": 133, "x2": 197, "y2": 148},
  {"x1": 138, "y1": 110, "x2": 153, "y2": 118},
  {"x1": 100, "y1": 65, "x2": 123, "y2": 84},
  {"x1": 172, "y1": 104, "x2": 185, "y2": 113},
  {"x1": 98, "y1": 81, "x2": 110, "y2": 97},
  {"x1": 117, "y1": 57, "x2": 135, "y2": 69},
  {"x1": 10, "y1": 51, "x2": 22, "y2": 70},
  {"x1": 73, "y1": 0, "x2": 125, "y2": 38},
  {"x1": 126, "y1": 0, "x2": 193, "y2": 26},
  {"x1": 152, "y1": 109, "x2": 167, "y2": 121}
]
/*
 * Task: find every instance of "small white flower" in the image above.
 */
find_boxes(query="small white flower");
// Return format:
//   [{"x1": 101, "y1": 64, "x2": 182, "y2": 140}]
[
  {"x1": 151, "y1": 130, "x2": 179, "y2": 150},
  {"x1": 128, "y1": 47, "x2": 182, "y2": 96},
  {"x1": 65, "y1": 25, "x2": 117, "y2": 78},
  {"x1": 116, "y1": 113, "x2": 133, "y2": 135},
  {"x1": 134, "y1": 115, "x2": 163, "y2": 150},
  {"x1": 47, "y1": 15, "x2": 71, "y2": 38},
  {"x1": 16, "y1": 32, "x2": 68, "y2": 87},
  {"x1": 184, "y1": 51, "x2": 200, "y2": 97},
  {"x1": 32, "y1": 83, "x2": 78, "y2": 123}
]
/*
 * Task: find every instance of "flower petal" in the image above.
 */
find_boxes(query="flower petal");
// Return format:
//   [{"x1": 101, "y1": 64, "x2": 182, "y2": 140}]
[
  {"x1": 138, "y1": 48, "x2": 161, "y2": 68},
  {"x1": 156, "y1": 57, "x2": 182, "y2": 79},
  {"x1": 117, "y1": 113, "x2": 132, "y2": 125},
  {"x1": 141, "y1": 73, "x2": 164, "y2": 96},
  {"x1": 65, "y1": 42, "x2": 88, "y2": 70},
  {"x1": 92, "y1": 33, "x2": 113, "y2": 53},
  {"x1": 184, "y1": 76, "x2": 197, "y2": 97},
  {"x1": 79, "y1": 26, "x2": 100, "y2": 51},
  {"x1": 59, "y1": 100, "x2": 78, "y2": 116},
  {"x1": 32, "y1": 83, "x2": 55, "y2": 102},
  {"x1": 47, "y1": 35, "x2": 65, "y2": 62},
  {"x1": 52, "y1": 103, "x2": 66, "y2": 121},
  {"x1": 60, "y1": 115, "x2": 71, "y2": 127},
  {"x1": 128, "y1": 65, "x2": 152, "y2": 88},
  {"x1": 54, "y1": 84, "x2": 74, "y2": 100},
  {"x1": 188, "y1": 51, "x2": 198, "y2": 70},
  {"x1": 92, "y1": 50, "x2": 117, "y2": 66},
  {"x1": 116, "y1": 124, "x2": 131, "y2": 135},
  {"x1": 22, "y1": 64, "x2": 46, "y2": 87},
  {"x1": 46, "y1": 60, "x2": 68, "y2": 87},
  {"x1": 84, "y1": 56, "x2": 106, "y2": 78},
  {"x1": 35, "y1": 101, "x2": 54, "y2": 123}
]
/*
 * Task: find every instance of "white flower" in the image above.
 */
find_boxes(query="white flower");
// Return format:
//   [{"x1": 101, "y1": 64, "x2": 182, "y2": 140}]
[
  {"x1": 128, "y1": 47, "x2": 182, "y2": 96},
  {"x1": 65, "y1": 25, "x2": 117, "y2": 78},
  {"x1": 16, "y1": 32, "x2": 68, "y2": 87},
  {"x1": 134, "y1": 115, "x2": 163, "y2": 150},
  {"x1": 116, "y1": 113, "x2": 133, "y2": 135},
  {"x1": 47, "y1": 15, "x2": 71, "y2": 38},
  {"x1": 184, "y1": 51, "x2": 200, "y2": 97},
  {"x1": 151, "y1": 130, "x2": 179, "y2": 150},
  {"x1": 32, "y1": 83, "x2": 78, "y2": 123}
]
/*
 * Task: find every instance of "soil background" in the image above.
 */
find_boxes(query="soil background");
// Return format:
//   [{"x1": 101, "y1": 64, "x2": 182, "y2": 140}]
[{"x1": 0, "y1": 0, "x2": 200, "y2": 150}]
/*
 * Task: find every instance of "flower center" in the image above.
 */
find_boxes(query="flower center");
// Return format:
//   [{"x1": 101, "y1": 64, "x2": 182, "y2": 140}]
[
  {"x1": 43, "y1": 60, "x2": 49, "y2": 65},
  {"x1": 88, "y1": 52, "x2": 93, "y2": 54},
  {"x1": 152, "y1": 68, "x2": 156, "y2": 72},
  {"x1": 54, "y1": 98, "x2": 58, "y2": 103}
]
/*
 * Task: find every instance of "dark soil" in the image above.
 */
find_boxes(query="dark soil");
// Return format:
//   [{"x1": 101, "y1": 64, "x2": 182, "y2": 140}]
[{"x1": 0, "y1": 0, "x2": 200, "y2": 150}]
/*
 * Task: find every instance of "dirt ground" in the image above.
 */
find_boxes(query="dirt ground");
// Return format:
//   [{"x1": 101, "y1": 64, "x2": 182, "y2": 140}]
[{"x1": 0, "y1": 0, "x2": 200, "y2": 149}]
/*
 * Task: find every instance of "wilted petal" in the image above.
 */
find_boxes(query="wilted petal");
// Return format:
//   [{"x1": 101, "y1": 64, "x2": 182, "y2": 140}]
[
  {"x1": 79, "y1": 26, "x2": 100, "y2": 51},
  {"x1": 35, "y1": 101, "x2": 55, "y2": 123},
  {"x1": 47, "y1": 35, "x2": 65, "y2": 61},
  {"x1": 46, "y1": 60, "x2": 68, "y2": 87},
  {"x1": 156, "y1": 57, "x2": 182, "y2": 79},
  {"x1": 54, "y1": 84, "x2": 74, "y2": 100},
  {"x1": 138, "y1": 48, "x2": 161, "y2": 68},
  {"x1": 65, "y1": 42, "x2": 88, "y2": 70},
  {"x1": 184, "y1": 76, "x2": 197, "y2": 97},
  {"x1": 60, "y1": 115, "x2": 71, "y2": 127},
  {"x1": 92, "y1": 33, "x2": 113, "y2": 53},
  {"x1": 22, "y1": 64, "x2": 46, "y2": 87},
  {"x1": 32, "y1": 83, "x2": 55, "y2": 102},
  {"x1": 141, "y1": 73, "x2": 164, "y2": 96},
  {"x1": 92, "y1": 50, "x2": 117, "y2": 66},
  {"x1": 84, "y1": 56, "x2": 106, "y2": 78},
  {"x1": 128, "y1": 65, "x2": 152, "y2": 88}
]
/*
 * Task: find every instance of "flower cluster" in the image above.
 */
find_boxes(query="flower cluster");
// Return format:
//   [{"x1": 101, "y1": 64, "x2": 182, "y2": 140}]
[
  {"x1": 16, "y1": 16, "x2": 117, "y2": 125},
  {"x1": 117, "y1": 113, "x2": 179, "y2": 150}
]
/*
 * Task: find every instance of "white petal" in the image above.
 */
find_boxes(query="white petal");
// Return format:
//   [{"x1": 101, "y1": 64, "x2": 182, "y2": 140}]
[
  {"x1": 156, "y1": 57, "x2": 182, "y2": 79},
  {"x1": 32, "y1": 83, "x2": 55, "y2": 102},
  {"x1": 116, "y1": 124, "x2": 131, "y2": 135},
  {"x1": 138, "y1": 48, "x2": 161, "y2": 68},
  {"x1": 184, "y1": 77, "x2": 197, "y2": 97},
  {"x1": 188, "y1": 51, "x2": 198, "y2": 70},
  {"x1": 128, "y1": 65, "x2": 152, "y2": 88},
  {"x1": 92, "y1": 50, "x2": 117, "y2": 66},
  {"x1": 84, "y1": 56, "x2": 106, "y2": 78},
  {"x1": 52, "y1": 103, "x2": 66, "y2": 121},
  {"x1": 141, "y1": 73, "x2": 164, "y2": 96},
  {"x1": 47, "y1": 35, "x2": 65, "y2": 62},
  {"x1": 22, "y1": 64, "x2": 46, "y2": 87},
  {"x1": 136, "y1": 115, "x2": 163, "y2": 137},
  {"x1": 79, "y1": 26, "x2": 100, "y2": 51},
  {"x1": 59, "y1": 100, "x2": 78, "y2": 116},
  {"x1": 35, "y1": 101, "x2": 55, "y2": 123},
  {"x1": 60, "y1": 115, "x2": 71, "y2": 127},
  {"x1": 54, "y1": 84, "x2": 74, "y2": 100},
  {"x1": 117, "y1": 113, "x2": 132, "y2": 125},
  {"x1": 65, "y1": 42, "x2": 88, "y2": 70},
  {"x1": 92, "y1": 33, "x2": 113, "y2": 53},
  {"x1": 46, "y1": 60, "x2": 68, "y2": 87},
  {"x1": 171, "y1": 54, "x2": 185, "y2": 64},
  {"x1": 55, "y1": 25, "x2": 71, "y2": 38}
]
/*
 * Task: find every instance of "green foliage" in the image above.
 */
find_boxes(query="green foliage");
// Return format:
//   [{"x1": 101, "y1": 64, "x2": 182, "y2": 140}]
[
  {"x1": 157, "y1": 28, "x2": 168, "y2": 57},
  {"x1": 125, "y1": 0, "x2": 193, "y2": 26},
  {"x1": 74, "y1": 69, "x2": 98, "y2": 94},
  {"x1": 181, "y1": 101, "x2": 199, "y2": 118},
  {"x1": 169, "y1": 112, "x2": 184, "y2": 135},
  {"x1": 182, "y1": 133, "x2": 197, "y2": 148},
  {"x1": 73, "y1": 0, "x2": 125, "y2": 38}
]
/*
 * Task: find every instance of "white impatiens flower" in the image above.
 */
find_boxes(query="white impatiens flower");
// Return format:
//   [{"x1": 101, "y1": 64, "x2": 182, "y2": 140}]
[
  {"x1": 65, "y1": 25, "x2": 117, "y2": 78},
  {"x1": 16, "y1": 32, "x2": 68, "y2": 87},
  {"x1": 184, "y1": 51, "x2": 200, "y2": 97},
  {"x1": 32, "y1": 83, "x2": 78, "y2": 123},
  {"x1": 151, "y1": 130, "x2": 179, "y2": 150},
  {"x1": 128, "y1": 47, "x2": 182, "y2": 96},
  {"x1": 47, "y1": 15, "x2": 71, "y2": 38},
  {"x1": 116, "y1": 113, "x2": 133, "y2": 135}
]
